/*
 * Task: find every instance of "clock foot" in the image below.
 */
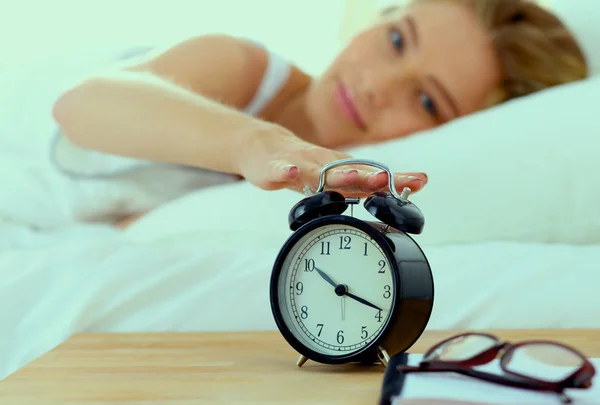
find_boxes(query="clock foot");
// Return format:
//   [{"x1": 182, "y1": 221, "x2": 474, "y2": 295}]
[
  {"x1": 296, "y1": 355, "x2": 309, "y2": 367},
  {"x1": 376, "y1": 346, "x2": 390, "y2": 367}
]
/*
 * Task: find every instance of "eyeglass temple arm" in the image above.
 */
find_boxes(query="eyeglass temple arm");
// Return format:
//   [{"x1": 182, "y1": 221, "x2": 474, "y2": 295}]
[{"x1": 572, "y1": 367, "x2": 596, "y2": 388}]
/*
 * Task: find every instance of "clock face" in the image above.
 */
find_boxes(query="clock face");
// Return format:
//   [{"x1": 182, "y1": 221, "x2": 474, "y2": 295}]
[{"x1": 274, "y1": 222, "x2": 396, "y2": 359}]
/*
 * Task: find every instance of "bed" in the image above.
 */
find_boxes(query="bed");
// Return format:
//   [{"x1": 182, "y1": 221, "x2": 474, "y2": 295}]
[{"x1": 2, "y1": 0, "x2": 600, "y2": 382}]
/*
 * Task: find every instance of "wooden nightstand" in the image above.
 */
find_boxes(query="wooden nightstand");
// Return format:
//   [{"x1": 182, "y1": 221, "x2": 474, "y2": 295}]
[{"x1": 1, "y1": 329, "x2": 599, "y2": 404}]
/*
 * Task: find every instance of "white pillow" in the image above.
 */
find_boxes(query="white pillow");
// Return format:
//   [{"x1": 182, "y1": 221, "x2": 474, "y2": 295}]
[
  {"x1": 127, "y1": 75, "x2": 600, "y2": 247},
  {"x1": 347, "y1": 75, "x2": 600, "y2": 246}
]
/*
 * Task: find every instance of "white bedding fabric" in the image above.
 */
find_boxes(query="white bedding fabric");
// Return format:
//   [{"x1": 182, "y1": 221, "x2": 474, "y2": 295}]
[
  {"x1": 1, "y1": 40, "x2": 599, "y2": 383},
  {"x1": 1, "y1": 217, "x2": 599, "y2": 380}
]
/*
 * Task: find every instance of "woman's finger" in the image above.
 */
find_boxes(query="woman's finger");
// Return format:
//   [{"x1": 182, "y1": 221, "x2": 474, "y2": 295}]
[
  {"x1": 302, "y1": 169, "x2": 426, "y2": 196},
  {"x1": 350, "y1": 171, "x2": 428, "y2": 194},
  {"x1": 266, "y1": 160, "x2": 300, "y2": 184},
  {"x1": 294, "y1": 166, "x2": 362, "y2": 192},
  {"x1": 320, "y1": 169, "x2": 383, "y2": 194},
  {"x1": 394, "y1": 172, "x2": 428, "y2": 193},
  {"x1": 360, "y1": 171, "x2": 388, "y2": 191},
  {"x1": 324, "y1": 169, "x2": 361, "y2": 189}
]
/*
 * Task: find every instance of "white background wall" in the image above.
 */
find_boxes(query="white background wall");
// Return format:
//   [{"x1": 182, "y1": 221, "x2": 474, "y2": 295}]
[
  {"x1": 0, "y1": 0, "x2": 566, "y2": 77},
  {"x1": 0, "y1": 0, "x2": 349, "y2": 75}
]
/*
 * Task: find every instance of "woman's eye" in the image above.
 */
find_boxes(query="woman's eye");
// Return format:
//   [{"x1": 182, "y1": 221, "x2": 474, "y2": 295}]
[
  {"x1": 389, "y1": 29, "x2": 404, "y2": 51},
  {"x1": 419, "y1": 93, "x2": 438, "y2": 117}
]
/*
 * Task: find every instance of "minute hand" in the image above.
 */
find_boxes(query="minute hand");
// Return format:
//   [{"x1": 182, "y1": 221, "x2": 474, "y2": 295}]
[{"x1": 344, "y1": 291, "x2": 382, "y2": 311}]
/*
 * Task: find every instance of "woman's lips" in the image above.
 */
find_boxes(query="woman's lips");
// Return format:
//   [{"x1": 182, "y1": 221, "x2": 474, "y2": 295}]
[{"x1": 334, "y1": 81, "x2": 367, "y2": 131}]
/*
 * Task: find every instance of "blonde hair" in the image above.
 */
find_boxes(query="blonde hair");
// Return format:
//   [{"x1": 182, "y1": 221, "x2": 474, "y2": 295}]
[{"x1": 387, "y1": 0, "x2": 589, "y2": 104}]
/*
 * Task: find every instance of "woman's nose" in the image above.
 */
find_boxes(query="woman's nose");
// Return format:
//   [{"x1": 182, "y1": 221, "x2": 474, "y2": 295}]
[{"x1": 360, "y1": 62, "x2": 415, "y2": 109}]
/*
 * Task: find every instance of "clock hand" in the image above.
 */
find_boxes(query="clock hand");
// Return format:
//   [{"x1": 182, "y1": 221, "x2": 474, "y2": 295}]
[
  {"x1": 314, "y1": 267, "x2": 338, "y2": 289},
  {"x1": 344, "y1": 291, "x2": 383, "y2": 312},
  {"x1": 314, "y1": 266, "x2": 382, "y2": 311}
]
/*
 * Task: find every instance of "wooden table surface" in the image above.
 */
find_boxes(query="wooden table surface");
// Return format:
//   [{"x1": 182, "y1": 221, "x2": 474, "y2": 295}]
[{"x1": 1, "y1": 329, "x2": 599, "y2": 405}]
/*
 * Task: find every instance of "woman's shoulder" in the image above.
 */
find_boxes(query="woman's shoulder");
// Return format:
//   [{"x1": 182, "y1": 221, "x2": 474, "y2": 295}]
[
  {"x1": 106, "y1": 34, "x2": 311, "y2": 118},
  {"x1": 108, "y1": 34, "x2": 272, "y2": 111}
]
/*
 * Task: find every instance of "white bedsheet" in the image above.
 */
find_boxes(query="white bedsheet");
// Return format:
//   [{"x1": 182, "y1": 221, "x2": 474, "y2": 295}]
[{"x1": 1, "y1": 218, "x2": 599, "y2": 380}]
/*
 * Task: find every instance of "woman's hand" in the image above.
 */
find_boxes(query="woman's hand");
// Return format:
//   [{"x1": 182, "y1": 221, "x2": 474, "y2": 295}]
[{"x1": 236, "y1": 124, "x2": 428, "y2": 198}]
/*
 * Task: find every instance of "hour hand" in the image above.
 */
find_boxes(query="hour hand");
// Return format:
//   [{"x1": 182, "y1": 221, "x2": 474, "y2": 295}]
[
  {"x1": 345, "y1": 291, "x2": 382, "y2": 311},
  {"x1": 314, "y1": 267, "x2": 338, "y2": 289}
]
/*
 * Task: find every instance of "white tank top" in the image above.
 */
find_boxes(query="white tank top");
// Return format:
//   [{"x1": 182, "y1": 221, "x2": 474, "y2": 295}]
[{"x1": 47, "y1": 41, "x2": 292, "y2": 225}]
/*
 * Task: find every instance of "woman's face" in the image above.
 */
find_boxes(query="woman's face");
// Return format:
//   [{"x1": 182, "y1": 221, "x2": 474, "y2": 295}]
[{"x1": 306, "y1": 0, "x2": 501, "y2": 149}]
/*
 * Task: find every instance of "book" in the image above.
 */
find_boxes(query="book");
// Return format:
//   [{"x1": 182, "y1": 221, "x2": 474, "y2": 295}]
[{"x1": 379, "y1": 353, "x2": 600, "y2": 405}]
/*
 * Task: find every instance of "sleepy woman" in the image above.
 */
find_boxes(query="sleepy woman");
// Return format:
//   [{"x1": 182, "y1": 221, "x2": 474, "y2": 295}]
[{"x1": 49, "y1": 0, "x2": 588, "y2": 228}]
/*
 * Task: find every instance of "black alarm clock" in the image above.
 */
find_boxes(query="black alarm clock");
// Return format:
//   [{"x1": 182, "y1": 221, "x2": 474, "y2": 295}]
[{"x1": 269, "y1": 158, "x2": 434, "y2": 368}]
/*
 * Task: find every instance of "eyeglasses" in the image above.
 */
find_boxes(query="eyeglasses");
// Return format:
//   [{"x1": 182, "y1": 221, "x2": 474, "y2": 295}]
[{"x1": 396, "y1": 332, "x2": 596, "y2": 404}]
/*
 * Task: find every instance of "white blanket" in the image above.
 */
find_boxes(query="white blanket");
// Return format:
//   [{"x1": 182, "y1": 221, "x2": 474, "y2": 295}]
[{"x1": 1, "y1": 217, "x2": 599, "y2": 380}]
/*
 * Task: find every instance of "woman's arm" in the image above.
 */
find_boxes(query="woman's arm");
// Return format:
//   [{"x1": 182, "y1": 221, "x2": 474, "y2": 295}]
[
  {"x1": 52, "y1": 34, "x2": 273, "y2": 175},
  {"x1": 52, "y1": 34, "x2": 428, "y2": 195}
]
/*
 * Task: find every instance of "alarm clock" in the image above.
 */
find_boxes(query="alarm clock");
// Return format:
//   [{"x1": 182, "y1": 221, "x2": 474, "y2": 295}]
[{"x1": 269, "y1": 158, "x2": 434, "y2": 368}]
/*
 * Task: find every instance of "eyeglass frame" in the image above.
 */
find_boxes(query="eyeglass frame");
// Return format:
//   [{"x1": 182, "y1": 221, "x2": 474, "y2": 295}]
[{"x1": 395, "y1": 332, "x2": 596, "y2": 404}]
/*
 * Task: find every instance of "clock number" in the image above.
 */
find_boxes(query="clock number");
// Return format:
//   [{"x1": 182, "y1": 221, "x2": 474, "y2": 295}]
[
  {"x1": 363, "y1": 242, "x2": 368, "y2": 256},
  {"x1": 383, "y1": 285, "x2": 391, "y2": 299},
  {"x1": 320, "y1": 241, "x2": 330, "y2": 255},
  {"x1": 337, "y1": 330, "x2": 345, "y2": 344},
  {"x1": 304, "y1": 258, "x2": 315, "y2": 272},
  {"x1": 300, "y1": 306, "x2": 308, "y2": 319},
  {"x1": 295, "y1": 282, "x2": 304, "y2": 295},
  {"x1": 378, "y1": 260, "x2": 386, "y2": 274},
  {"x1": 361, "y1": 326, "x2": 369, "y2": 339},
  {"x1": 375, "y1": 310, "x2": 383, "y2": 323},
  {"x1": 316, "y1": 323, "x2": 324, "y2": 337},
  {"x1": 339, "y1": 236, "x2": 351, "y2": 250}
]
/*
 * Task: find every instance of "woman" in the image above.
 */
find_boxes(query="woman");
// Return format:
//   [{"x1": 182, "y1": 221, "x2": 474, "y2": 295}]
[{"x1": 50, "y1": 0, "x2": 588, "y2": 228}]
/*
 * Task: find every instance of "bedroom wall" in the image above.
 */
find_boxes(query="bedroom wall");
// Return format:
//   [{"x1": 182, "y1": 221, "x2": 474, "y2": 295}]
[
  {"x1": 1, "y1": 0, "x2": 566, "y2": 77},
  {"x1": 1, "y1": 0, "x2": 347, "y2": 76}
]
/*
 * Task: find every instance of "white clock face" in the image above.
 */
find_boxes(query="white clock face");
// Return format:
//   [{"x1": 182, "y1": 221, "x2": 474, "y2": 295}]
[{"x1": 276, "y1": 223, "x2": 395, "y2": 357}]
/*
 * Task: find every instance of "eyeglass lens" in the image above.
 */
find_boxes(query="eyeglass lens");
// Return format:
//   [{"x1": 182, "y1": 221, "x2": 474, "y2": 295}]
[
  {"x1": 425, "y1": 334, "x2": 498, "y2": 361},
  {"x1": 504, "y1": 343, "x2": 585, "y2": 383}
]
